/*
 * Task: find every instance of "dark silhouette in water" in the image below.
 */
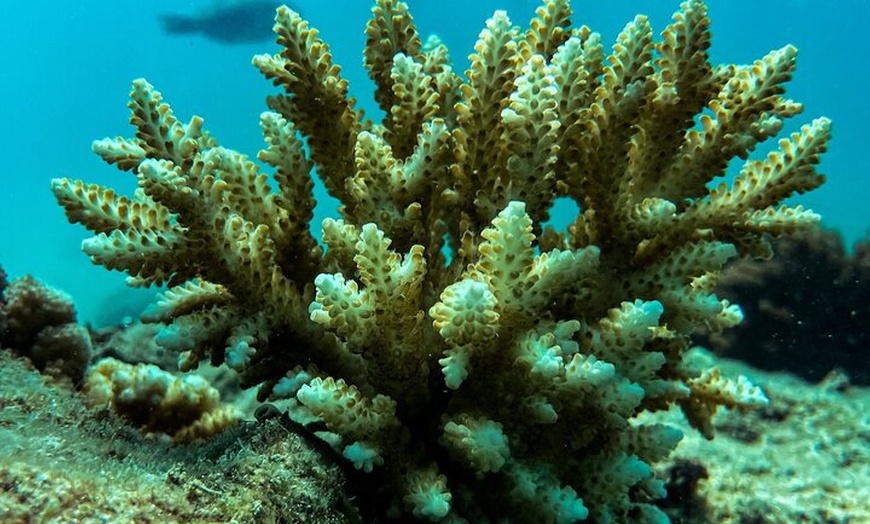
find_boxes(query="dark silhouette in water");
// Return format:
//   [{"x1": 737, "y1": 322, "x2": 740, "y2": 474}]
[{"x1": 159, "y1": 1, "x2": 299, "y2": 44}]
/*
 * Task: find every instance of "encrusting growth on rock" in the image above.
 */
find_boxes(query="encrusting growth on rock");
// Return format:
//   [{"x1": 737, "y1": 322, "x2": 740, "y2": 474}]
[{"x1": 51, "y1": 0, "x2": 829, "y2": 521}]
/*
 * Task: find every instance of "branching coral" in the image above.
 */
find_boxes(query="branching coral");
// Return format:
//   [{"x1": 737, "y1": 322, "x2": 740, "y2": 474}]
[
  {"x1": 51, "y1": 0, "x2": 829, "y2": 521},
  {"x1": 83, "y1": 357, "x2": 240, "y2": 443}
]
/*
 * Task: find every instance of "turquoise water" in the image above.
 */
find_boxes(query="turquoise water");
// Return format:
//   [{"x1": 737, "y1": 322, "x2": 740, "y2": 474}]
[{"x1": 1, "y1": 0, "x2": 866, "y2": 325}]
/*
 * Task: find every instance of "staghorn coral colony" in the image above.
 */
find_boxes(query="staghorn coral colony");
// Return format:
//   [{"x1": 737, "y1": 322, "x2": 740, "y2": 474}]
[{"x1": 51, "y1": 0, "x2": 830, "y2": 522}]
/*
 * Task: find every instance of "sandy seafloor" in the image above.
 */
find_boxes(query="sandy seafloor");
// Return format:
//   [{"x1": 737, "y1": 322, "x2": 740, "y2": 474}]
[{"x1": 0, "y1": 345, "x2": 866, "y2": 523}]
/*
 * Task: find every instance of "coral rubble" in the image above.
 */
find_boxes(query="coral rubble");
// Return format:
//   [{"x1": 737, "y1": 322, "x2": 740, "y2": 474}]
[
  {"x1": 653, "y1": 350, "x2": 870, "y2": 524},
  {"x1": 51, "y1": 0, "x2": 830, "y2": 521}
]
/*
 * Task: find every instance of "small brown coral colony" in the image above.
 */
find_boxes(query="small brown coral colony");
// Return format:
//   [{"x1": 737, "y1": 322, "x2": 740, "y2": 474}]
[
  {"x1": 0, "y1": 268, "x2": 91, "y2": 386},
  {"x1": 51, "y1": 0, "x2": 828, "y2": 522}
]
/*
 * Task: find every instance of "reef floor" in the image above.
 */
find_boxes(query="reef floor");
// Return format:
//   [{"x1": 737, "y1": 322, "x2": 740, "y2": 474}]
[{"x1": 0, "y1": 348, "x2": 867, "y2": 523}]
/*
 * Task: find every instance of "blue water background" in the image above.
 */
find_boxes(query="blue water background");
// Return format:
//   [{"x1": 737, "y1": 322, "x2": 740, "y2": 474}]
[{"x1": 0, "y1": 0, "x2": 866, "y2": 324}]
